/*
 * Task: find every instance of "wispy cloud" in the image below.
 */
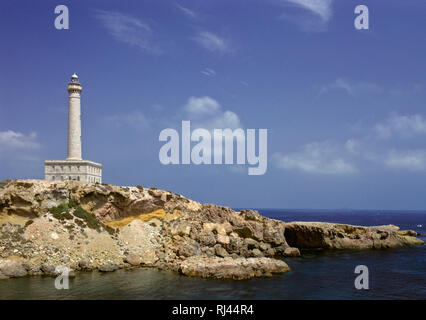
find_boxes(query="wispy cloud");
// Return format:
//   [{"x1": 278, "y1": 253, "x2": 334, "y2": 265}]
[
  {"x1": 274, "y1": 113, "x2": 426, "y2": 175},
  {"x1": 319, "y1": 78, "x2": 383, "y2": 96},
  {"x1": 103, "y1": 111, "x2": 151, "y2": 130},
  {"x1": 175, "y1": 3, "x2": 197, "y2": 19},
  {"x1": 0, "y1": 131, "x2": 40, "y2": 150},
  {"x1": 193, "y1": 31, "x2": 231, "y2": 54},
  {"x1": 94, "y1": 10, "x2": 161, "y2": 54},
  {"x1": 279, "y1": 0, "x2": 334, "y2": 31},
  {"x1": 285, "y1": 0, "x2": 333, "y2": 21},
  {"x1": 273, "y1": 141, "x2": 357, "y2": 175},
  {"x1": 384, "y1": 149, "x2": 426, "y2": 171},
  {"x1": 374, "y1": 114, "x2": 426, "y2": 139},
  {"x1": 201, "y1": 68, "x2": 216, "y2": 77}
]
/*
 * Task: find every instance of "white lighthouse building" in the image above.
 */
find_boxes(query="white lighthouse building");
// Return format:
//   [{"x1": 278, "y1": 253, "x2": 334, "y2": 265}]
[{"x1": 44, "y1": 74, "x2": 102, "y2": 183}]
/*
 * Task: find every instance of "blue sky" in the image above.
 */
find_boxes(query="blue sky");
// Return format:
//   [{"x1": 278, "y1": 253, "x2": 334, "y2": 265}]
[{"x1": 1, "y1": 0, "x2": 425, "y2": 209}]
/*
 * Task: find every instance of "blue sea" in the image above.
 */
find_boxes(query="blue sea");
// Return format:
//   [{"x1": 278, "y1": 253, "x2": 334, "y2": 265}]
[{"x1": 0, "y1": 209, "x2": 425, "y2": 300}]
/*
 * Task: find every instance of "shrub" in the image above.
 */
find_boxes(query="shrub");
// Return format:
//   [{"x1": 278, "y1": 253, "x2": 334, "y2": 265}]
[
  {"x1": 50, "y1": 203, "x2": 73, "y2": 220},
  {"x1": 72, "y1": 207, "x2": 102, "y2": 231}
]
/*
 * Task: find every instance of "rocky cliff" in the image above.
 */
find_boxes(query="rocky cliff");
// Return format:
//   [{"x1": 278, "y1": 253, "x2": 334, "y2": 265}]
[{"x1": 0, "y1": 180, "x2": 423, "y2": 280}]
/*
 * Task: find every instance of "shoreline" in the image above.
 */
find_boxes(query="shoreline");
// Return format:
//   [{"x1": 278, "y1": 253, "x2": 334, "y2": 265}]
[{"x1": 0, "y1": 179, "x2": 423, "y2": 281}]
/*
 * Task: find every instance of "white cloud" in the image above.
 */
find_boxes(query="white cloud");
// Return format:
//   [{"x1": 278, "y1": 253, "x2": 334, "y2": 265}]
[
  {"x1": 273, "y1": 113, "x2": 426, "y2": 176},
  {"x1": 274, "y1": 141, "x2": 357, "y2": 175},
  {"x1": 374, "y1": 114, "x2": 426, "y2": 139},
  {"x1": 211, "y1": 110, "x2": 241, "y2": 129},
  {"x1": 181, "y1": 96, "x2": 244, "y2": 165},
  {"x1": 193, "y1": 31, "x2": 231, "y2": 54},
  {"x1": 0, "y1": 131, "x2": 40, "y2": 150},
  {"x1": 184, "y1": 96, "x2": 221, "y2": 116},
  {"x1": 285, "y1": 0, "x2": 333, "y2": 21},
  {"x1": 175, "y1": 3, "x2": 197, "y2": 18},
  {"x1": 183, "y1": 96, "x2": 242, "y2": 130},
  {"x1": 94, "y1": 10, "x2": 161, "y2": 54},
  {"x1": 385, "y1": 150, "x2": 426, "y2": 171}
]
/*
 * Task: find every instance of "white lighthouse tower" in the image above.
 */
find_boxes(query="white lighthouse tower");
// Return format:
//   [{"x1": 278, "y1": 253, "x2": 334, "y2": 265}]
[
  {"x1": 67, "y1": 73, "x2": 83, "y2": 161},
  {"x1": 44, "y1": 74, "x2": 102, "y2": 183}
]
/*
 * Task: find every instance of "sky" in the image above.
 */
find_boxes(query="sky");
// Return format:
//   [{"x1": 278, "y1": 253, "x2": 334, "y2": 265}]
[{"x1": 0, "y1": 0, "x2": 425, "y2": 210}]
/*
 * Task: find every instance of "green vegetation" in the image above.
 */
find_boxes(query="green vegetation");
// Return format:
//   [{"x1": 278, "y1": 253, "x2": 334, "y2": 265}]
[
  {"x1": 49, "y1": 202, "x2": 74, "y2": 220},
  {"x1": 49, "y1": 201, "x2": 116, "y2": 235},
  {"x1": 72, "y1": 206, "x2": 102, "y2": 231}
]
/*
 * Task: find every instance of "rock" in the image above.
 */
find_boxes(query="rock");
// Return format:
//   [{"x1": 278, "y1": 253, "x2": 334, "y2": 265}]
[
  {"x1": 0, "y1": 258, "x2": 28, "y2": 278},
  {"x1": 197, "y1": 231, "x2": 216, "y2": 247},
  {"x1": 124, "y1": 253, "x2": 141, "y2": 266},
  {"x1": 202, "y1": 247, "x2": 215, "y2": 257},
  {"x1": 0, "y1": 179, "x2": 424, "y2": 282},
  {"x1": 283, "y1": 247, "x2": 301, "y2": 257},
  {"x1": 78, "y1": 259, "x2": 90, "y2": 270},
  {"x1": 233, "y1": 225, "x2": 258, "y2": 240},
  {"x1": 251, "y1": 249, "x2": 263, "y2": 258},
  {"x1": 284, "y1": 222, "x2": 424, "y2": 250},
  {"x1": 223, "y1": 236, "x2": 244, "y2": 254},
  {"x1": 170, "y1": 221, "x2": 191, "y2": 236},
  {"x1": 239, "y1": 210, "x2": 263, "y2": 221},
  {"x1": 180, "y1": 256, "x2": 290, "y2": 280},
  {"x1": 140, "y1": 249, "x2": 159, "y2": 265},
  {"x1": 217, "y1": 234, "x2": 230, "y2": 245},
  {"x1": 41, "y1": 264, "x2": 57, "y2": 275},
  {"x1": 177, "y1": 239, "x2": 200, "y2": 258},
  {"x1": 398, "y1": 230, "x2": 418, "y2": 237},
  {"x1": 98, "y1": 264, "x2": 118, "y2": 272},
  {"x1": 259, "y1": 242, "x2": 271, "y2": 252},
  {"x1": 203, "y1": 222, "x2": 232, "y2": 236},
  {"x1": 263, "y1": 220, "x2": 286, "y2": 245},
  {"x1": 244, "y1": 238, "x2": 258, "y2": 249},
  {"x1": 214, "y1": 244, "x2": 229, "y2": 258}
]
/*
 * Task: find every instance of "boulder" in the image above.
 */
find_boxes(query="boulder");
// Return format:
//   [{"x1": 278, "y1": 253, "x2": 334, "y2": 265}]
[
  {"x1": 98, "y1": 264, "x2": 118, "y2": 272},
  {"x1": 283, "y1": 247, "x2": 301, "y2": 257},
  {"x1": 180, "y1": 256, "x2": 290, "y2": 280},
  {"x1": 0, "y1": 258, "x2": 28, "y2": 278},
  {"x1": 124, "y1": 253, "x2": 141, "y2": 266}
]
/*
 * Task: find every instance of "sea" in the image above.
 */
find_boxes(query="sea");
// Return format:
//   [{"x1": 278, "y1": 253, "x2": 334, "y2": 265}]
[{"x1": 0, "y1": 209, "x2": 425, "y2": 300}]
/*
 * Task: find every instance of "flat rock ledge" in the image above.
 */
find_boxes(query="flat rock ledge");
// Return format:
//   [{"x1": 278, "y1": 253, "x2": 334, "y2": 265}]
[
  {"x1": 285, "y1": 222, "x2": 424, "y2": 250},
  {"x1": 180, "y1": 256, "x2": 290, "y2": 280}
]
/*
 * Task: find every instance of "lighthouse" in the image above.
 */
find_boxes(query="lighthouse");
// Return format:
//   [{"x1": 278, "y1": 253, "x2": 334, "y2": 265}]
[
  {"x1": 44, "y1": 74, "x2": 103, "y2": 183},
  {"x1": 67, "y1": 73, "x2": 82, "y2": 161}
]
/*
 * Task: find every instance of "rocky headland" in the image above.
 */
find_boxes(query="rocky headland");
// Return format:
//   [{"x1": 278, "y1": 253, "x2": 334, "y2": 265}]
[{"x1": 0, "y1": 180, "x2": 423, "y2": 280}]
